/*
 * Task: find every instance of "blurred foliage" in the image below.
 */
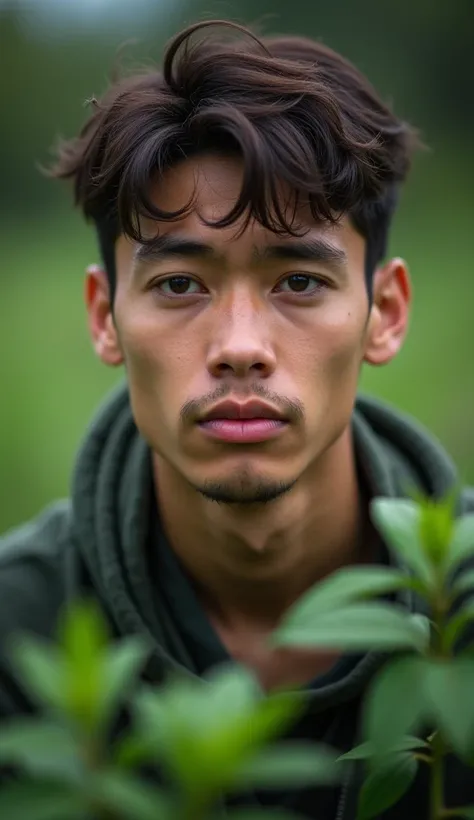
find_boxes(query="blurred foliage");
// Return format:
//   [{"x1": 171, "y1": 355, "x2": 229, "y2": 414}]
[
  {"x1": 2, "y1": 496, "x2": 474, "y2": 819},
  {"x1": 0, "y1": 0, "x2": 473, "y2": 533}
]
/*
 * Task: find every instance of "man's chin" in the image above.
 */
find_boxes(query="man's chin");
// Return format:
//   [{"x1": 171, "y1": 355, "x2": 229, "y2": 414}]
[{"x1": 194, "y1": 476, "x2": 297, "y2": 505}]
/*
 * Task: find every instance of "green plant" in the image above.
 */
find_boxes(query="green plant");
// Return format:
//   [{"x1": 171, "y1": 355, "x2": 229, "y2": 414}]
[
  {"x1": 272, "y1": 492, "x2": 474, "y2": 820},
  {"x1": 2, "y1": 493, "x2": 474, "y2": 819},
  {"x1": 0, "y1": 600, "x2": 339, "y2": 820}
]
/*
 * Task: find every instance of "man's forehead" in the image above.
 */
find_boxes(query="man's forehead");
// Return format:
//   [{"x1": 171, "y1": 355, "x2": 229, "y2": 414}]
[
  {"x1": 136, "y1": 196, "x2": 347, "y2": 248},
  {"x1": 145, "y1": 153, "x2": 340, "y2": 226}
]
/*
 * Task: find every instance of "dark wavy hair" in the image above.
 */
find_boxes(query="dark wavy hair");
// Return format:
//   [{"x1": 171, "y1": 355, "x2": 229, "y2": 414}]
[{"x1": 49, "y1": 19, "x2": 419, "y2": 300}]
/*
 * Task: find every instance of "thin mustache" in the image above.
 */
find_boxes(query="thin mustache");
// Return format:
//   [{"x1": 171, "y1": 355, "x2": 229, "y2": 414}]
[{"x1": 180, "y1": 385, "x2": 304, "y2": 424}]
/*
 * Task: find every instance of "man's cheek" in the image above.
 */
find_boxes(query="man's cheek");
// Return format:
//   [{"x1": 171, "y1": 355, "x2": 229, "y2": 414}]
[{"x1": 309, "y1": 328, "x2": 362, "y2": 385}]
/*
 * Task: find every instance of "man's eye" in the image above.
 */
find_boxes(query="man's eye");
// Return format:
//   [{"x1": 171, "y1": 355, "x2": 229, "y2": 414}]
[
  {"x1": 155, "y1": 276, "x2": 204, "y2": 296},
  {"x1": 276, "y1": 274, "x2": 327, "y2": 294}
]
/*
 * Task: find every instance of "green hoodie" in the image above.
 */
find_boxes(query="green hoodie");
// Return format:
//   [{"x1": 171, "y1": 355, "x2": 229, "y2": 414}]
[{"x1": 0, "y1": 384, "x2": 473, "y2": 818}]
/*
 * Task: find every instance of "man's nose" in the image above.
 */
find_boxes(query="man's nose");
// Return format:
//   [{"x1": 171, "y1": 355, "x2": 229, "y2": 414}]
[{"x1": 206, "y1": 290, "x2": 277, "y2": 379}]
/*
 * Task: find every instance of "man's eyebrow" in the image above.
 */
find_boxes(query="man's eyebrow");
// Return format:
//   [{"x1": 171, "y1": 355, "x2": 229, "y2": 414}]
[
  {"x1": 255, "y1": 238, "x2": 348, "y2": 271},
  {"x1": 133, "y1": 234, "x2": 348, "y2": 274},
  {"x1": 134, "y1": 235, "x2": 218, "y2": 266}
]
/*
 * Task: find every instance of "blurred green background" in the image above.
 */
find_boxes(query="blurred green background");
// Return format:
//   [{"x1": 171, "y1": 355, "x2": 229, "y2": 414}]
[{"x1": 1, "y1": 0, "x2": 473, "y2": 533}]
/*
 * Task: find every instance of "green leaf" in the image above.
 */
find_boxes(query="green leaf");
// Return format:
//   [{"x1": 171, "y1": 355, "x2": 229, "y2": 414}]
[
  {"x1": 357, "y1": 754, "x2": 418, "y2": 820},
  {"x1": 339, "y1": 736, "x2": 427, "y2": 762},
  {"x1": 448, "y1": 514, "x2": 474, "y2": 570},
  {"x1": 131, "y1": 666, "x2": 260, "y2": 774},
  {"x1": 93, "y1": 770, "x2": 174, "y2": 820},
  {"x1": 423, "y1": 658, "x2": 474, "y2": 759},
  {"x1": 59, "y1": 599, "x2": 109, "y2": 730},
  {"x1": 272, "y1": 602, "x2": 429, "y2": 652},
  {"x1": 456, "y1": 809, "x2": 474, "y2": 819},
  {"x1": 418, "y1": 494, "x2": 455, "y2": 566},
  {"x1": 132, "y1": 687, "x2": 170, "y2": 758},
  {"x1": 451, "y1": 570, "x2": 474, "y2": 598},
  {"x1": 99, "y1": 638, "x2": 149, "y2": 730},
  {"x1": 154, "y1": 665, "x2": 258, "y2": 741},
  {"x1": 0, "y1": 781, "x2": 84, "y2": 820},
  {"x1": 370, "y1": 499, "x2": 434, "y2": 587},
  {"x1": 234, "y1": 743, "x2": 340, "y2": 788},
  {"x1": 9, "y1": 635, "x2": 64, "y2": 711},
  {"x1": 133, "y1": 667, "x2": 302, "y2": 796},
  {"x1": 59, "y1": 598, "x2": 109, "y2": 658},
  {"x1": 444, "y1": 601, "x2": 474, "y2": 649},
  {"x1": 410, "y1": 613, "x2": 432, "y2": 643},
  {"x1": 188, "y1": 690, "x2": 303, "y2": 794},
  {"x1": 363, "y1": 656, "x2": 427, "y2": 757},
  {"x1": 0, "y1": 719, "x2": 81, "y2": 782},
  {"x1": 113, "y1": 732, "x2": 157, "y2": 769},
  {"x1": 273, "y1": 566, "x2": 413, "y2": 631},
  {"x1": 202, "y1": 663, "x2": 263, "y2": 730}
]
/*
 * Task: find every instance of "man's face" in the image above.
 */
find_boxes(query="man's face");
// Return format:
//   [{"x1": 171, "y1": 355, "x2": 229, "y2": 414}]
[{"x1": 90, "y1": 154, "x2": 409, "y2": 504}]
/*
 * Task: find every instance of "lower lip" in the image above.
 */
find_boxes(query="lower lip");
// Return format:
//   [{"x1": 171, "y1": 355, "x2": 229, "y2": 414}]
[{"x1": 199, "y1": 419, "x2": 288, "y2": 443}]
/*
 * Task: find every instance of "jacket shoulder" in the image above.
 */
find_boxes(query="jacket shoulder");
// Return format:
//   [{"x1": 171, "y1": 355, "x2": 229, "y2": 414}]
[
  {"x1": 0, "y1": 500, "x2": 72, "y2": 563},
  {"x1": 0, "y1": 500, "x2": 73, "y2": 634},
  {"x1": 0, "y1": 502, "x2": 74, "y2": 715}
]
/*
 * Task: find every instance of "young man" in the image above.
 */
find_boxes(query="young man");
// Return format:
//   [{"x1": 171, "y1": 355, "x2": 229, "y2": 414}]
[{"x1": 1, "y1": 18, "x2": 473, "y2": 818}]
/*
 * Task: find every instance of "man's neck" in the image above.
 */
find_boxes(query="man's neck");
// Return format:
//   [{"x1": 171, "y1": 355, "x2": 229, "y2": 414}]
[{"x1": 153, "y1": 426, "x2": 374, "y2": 633}]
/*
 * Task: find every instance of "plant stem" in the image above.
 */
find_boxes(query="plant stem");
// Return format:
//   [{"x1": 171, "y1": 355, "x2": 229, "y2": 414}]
[
  {"x1": 414, "y1": 752, "x2": 433, "y2": 765},
  {"x1": 430, "y1": 585, "x2": 449, "y2": 820},
  {"x1": 181, "y1": 793, "x2": 213, "y2": 820},
  {"x1": 430, "y1": 731, "x2": 445, "y2": 820}
]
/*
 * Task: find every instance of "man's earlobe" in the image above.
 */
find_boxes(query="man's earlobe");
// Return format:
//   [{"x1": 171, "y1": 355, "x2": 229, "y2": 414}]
[
  {"x1": 85, "y1": 265, "x2": 123, "y2": 367},
  {"x1": 363, "y1": 258, "x2": 411, "y2": 367}
]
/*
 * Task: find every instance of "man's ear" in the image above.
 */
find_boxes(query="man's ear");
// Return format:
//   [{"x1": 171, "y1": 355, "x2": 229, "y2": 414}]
[
  {"x1": 363, "y1": 258, "x2": 411, "y2": 366},
  {"x1": 85, "y1": 265, "x2": 123, "y2": 367}
]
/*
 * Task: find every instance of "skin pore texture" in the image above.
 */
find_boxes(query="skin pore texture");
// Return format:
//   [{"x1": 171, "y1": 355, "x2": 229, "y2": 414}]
[{"x1": 86, "y1": 154, "x2": 411, "y2": 689}]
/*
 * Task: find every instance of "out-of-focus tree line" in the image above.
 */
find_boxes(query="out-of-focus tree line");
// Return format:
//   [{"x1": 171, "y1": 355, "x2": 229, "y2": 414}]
[{"x1": 1, "y1": 0, "x2": 473, "y2": 532}]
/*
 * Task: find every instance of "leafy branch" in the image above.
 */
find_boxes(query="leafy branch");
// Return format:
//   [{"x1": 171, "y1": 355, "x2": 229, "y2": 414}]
[{"x1": 272, "y1": 492, "x2": 474, "y2": 820}]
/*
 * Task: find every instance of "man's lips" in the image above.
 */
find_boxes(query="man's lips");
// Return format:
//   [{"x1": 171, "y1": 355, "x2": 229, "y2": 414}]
[
  {"x1": 198, "y1": 401, "x2": 288, "y2": 443},
  {"x1": 199, "y1": 418, "x2": 287, "y2": 443},
  {"x1": 200, "y1": 400, "x2": 287, "y2": 422}
]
